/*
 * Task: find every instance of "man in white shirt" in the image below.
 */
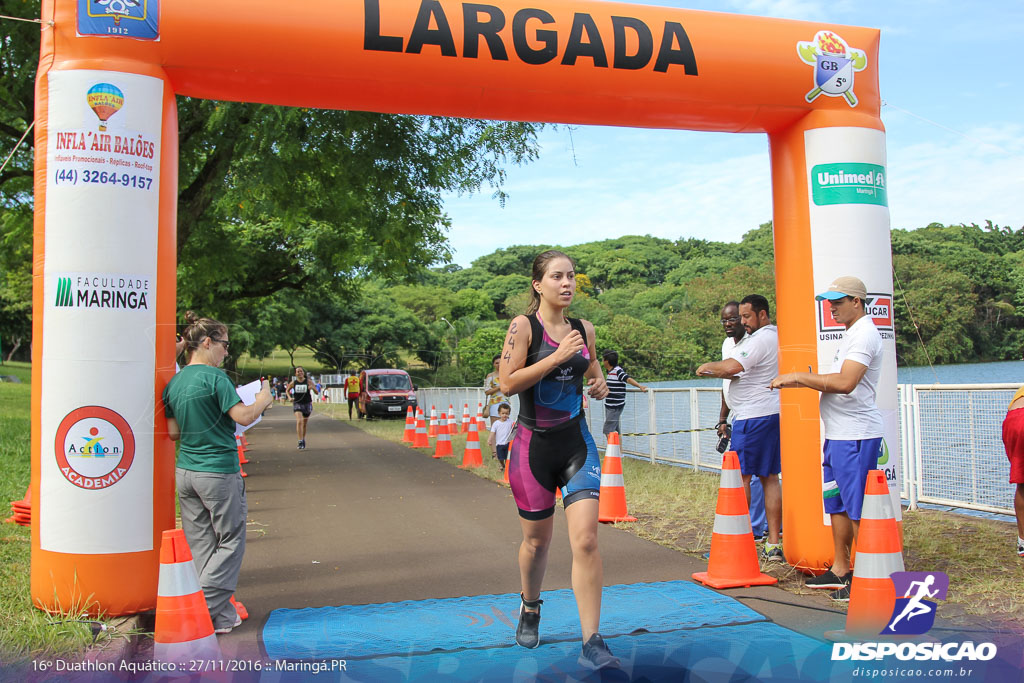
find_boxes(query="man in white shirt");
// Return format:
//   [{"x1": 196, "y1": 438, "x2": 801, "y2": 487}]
[
  {"x1": 697, "y1": 294, "x2": 782, "y2": 560},
  {"x1": 716, "y1": 301, "x2": 767, "y2": 540},
  {"x1": 770, "y1": 276, "x2": 884, "y2": 601}
]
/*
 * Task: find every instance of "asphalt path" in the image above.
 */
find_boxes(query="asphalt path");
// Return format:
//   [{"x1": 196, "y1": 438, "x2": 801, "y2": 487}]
[{"x1": 217, "y1": 408, "x2": 848, "y2": 661}]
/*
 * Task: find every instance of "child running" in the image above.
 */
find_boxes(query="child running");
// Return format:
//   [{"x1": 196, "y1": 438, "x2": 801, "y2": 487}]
[{"x1": 487, "y1": 403, "x2": 514, "y2": 467}]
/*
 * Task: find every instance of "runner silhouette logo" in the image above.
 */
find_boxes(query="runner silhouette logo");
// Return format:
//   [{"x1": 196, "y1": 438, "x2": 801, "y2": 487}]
[{"x1": 883, "y1": 571, "x2": 949, "y2": 635}]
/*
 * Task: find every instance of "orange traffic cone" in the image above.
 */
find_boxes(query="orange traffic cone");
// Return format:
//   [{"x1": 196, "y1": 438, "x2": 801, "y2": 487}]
[
  {"x1": 241, "y1": 433, "x2": 252, "y2": 451},
  {"x1": 692, "y1": 451, "x2": 777, "y2": 589},
  {"x1": 461, "y1": 404, "x2": 470, "y2": 433},
  {"x1": 448, "y1": 405, "x2": 456, "y2": 428},
  {"x1": 598, "y1": 432, "x2": 637, "y2": 523},
  {"x1": 154, "y1": 529, "x2": 221, "y2": 663},
  {"x1": 235, "y1": 435, "x2": 249, "y2": 465},
  {"x1": 477, "y1": 402, "x2": 485, "y2": 425},
  {"x1": 459, "y1": 420, "x2": 483, "y2": 468},
  {"x1": 448, "y1": 411, "x2": 457, "y2": 437},
  {"x1": 433, "y1": 413, "x2": 453, "y2": 458},
  {"x1": 428, "y1": 406, "x2": 438, "y2": 437},
  {"x1": 7, "y1": 486, "x2": 30, "y2": 527},
  {"x1": 829, "y1": 470, "x2": 905, "y2": 639},
  {"x1": 413, "y1": 408, "x2": 430, "y2": 449},
  {"x1": 237, "y1": 450, "x2": 248, "y2": 478},
  {"x1": 402, "y1": 406, "x2": 415, "y2": 443},
  {"x1": 230, "y1": 595, "x2": 248, "y2": 621},
  {"x1": 503, "y1": 457, "x2": 510, "y2": 484}
]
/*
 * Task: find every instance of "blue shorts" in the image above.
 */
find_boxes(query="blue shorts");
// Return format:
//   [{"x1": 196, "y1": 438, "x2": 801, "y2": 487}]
[
  {"x1": 508, "y1": 419, "x2": 601, "y2": 520},
  {"x1": 822, "y1": 438, "x2": 882, "y2": 521},
  {"x1": 731, "y1": 414, "x2": 780, "y2": 477}
]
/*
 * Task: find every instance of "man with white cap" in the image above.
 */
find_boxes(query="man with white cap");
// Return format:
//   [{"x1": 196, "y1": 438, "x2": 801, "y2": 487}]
[{"x1": 769, "y1": 275, "x2": 883, "y2": 601}]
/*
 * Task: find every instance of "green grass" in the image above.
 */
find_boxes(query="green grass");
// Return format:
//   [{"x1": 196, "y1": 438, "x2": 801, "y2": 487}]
[{"x1": 0, "y1": 379, "x2": 113, "y2": 664}]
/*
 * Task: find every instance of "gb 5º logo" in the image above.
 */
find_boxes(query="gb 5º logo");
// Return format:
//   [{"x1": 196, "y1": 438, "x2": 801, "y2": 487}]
[{"x1": 797, "y1": 31, "x2": 867, "y2": 107}]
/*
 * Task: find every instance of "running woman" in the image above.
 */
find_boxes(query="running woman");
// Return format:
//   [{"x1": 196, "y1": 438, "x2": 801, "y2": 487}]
[
  {"x1": 498, "y1": 250, "x2": 619, "y2": 671},
  {"x1": 287, "y1": 366, "x2": 317, "y2": 449}
]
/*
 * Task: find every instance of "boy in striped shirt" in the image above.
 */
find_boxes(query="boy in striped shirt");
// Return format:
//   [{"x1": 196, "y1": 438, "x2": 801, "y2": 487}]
[{"x1": 601, "y1": 350, "x2": 648, "y2": 436}]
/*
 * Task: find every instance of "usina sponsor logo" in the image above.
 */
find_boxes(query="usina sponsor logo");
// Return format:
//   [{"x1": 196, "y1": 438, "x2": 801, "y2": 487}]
[
  {"x1": 811, "y1": 162, "x2": 887, "y2": 207},
  {"x1": 818, "y1": 292, "x2": 893, "y2": 338},
  {"x1": 53, "y1": 274, "x2": 150, "y2": 311},
  {"x1": 831, "y1": 571, "x2": 997, "y2": 663}
]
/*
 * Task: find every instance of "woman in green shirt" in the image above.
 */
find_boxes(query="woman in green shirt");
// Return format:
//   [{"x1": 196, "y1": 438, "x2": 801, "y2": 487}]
[{"x1": 164, "y1": 311, "x2": 272, "y2": 634}]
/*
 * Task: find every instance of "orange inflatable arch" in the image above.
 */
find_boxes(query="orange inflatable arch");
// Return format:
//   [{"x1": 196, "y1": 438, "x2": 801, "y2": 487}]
[{"x1": 32, "y1": 0, "x2": 901, "y2": 615}]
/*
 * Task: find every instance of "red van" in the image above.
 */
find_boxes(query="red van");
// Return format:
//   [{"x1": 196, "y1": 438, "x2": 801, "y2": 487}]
[{"x1": 358, "y1": 369, "x2": 417, "y2": 418}]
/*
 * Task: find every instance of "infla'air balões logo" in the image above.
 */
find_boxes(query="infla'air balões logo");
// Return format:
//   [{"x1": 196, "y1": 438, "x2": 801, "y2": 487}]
[
  {"x1": 54, "y1": 406, "x2": 136, "y2": 490},
  {"x1": 882, "y1": 571, "x2": 949, "y2": 635},
  {"x1": 86, "y1": 83, "x2": 124, "y2": 132},
  {"x1": 797, "y1": 31, "x2": 867, "y2": 107}
]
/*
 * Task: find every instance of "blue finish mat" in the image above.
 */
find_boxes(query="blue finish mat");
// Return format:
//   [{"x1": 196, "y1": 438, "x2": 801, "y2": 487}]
[
  {"x1": 332, "y1": 623, "x2": 843, "y2": 682},
  {"x1": 263, "y1": 581, "x2": 766, "y2": 661}
]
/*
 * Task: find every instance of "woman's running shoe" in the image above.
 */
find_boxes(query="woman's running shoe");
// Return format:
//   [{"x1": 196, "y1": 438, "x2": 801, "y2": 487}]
[
  {"x1": 578, "y1": 633, "x2": 620, "y2": 670},
  {"x1": 515, "y1": 595, "x2": 542, "y2": 648}
]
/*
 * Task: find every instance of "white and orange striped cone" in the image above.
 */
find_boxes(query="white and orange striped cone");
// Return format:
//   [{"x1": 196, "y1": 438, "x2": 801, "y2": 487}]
[
  {"x1": 413, "y1": 408, "x2": 430, "y2": 449},
  {"x1": 154, "y1": 529, "x2": 221, "y2": 664},
  {"x1": 692, "y1": 451, "x2": 777, "y2": 589},
  {"x1": 433, "y1": 413, "x2": 453, "y2": 458},
  {"x1": 827, "y1": 470, "x2": 905, "y2": 640},
  {"x1": 240, "y1": 433, "x2": 252, "y2": 451},
  {"x1": 402, "y1": 406, "x2": 415, "y2": 444},
  {"x1": 459, "y1": 420, "x2": 484, "y2": 468},
  {"x1": 461, "y1": 404, "x2": 470, "y2": 433},
  {"x1": 448, "y1": 412, "x2": 458, "y2": 439},
  {"x1": 477, "y1": 402, "x2": 485, "y2": 425},
  {"x1": 235, "y1": 435, "x2": 249, "y2": 465},
  {"x1": 428, "y1": 406, "x2": 438, "y2": 437},
  {"x1": 598, "y1": 432, "x2": 637, "y2": 523},
  {"x1": 448, "y1": 405, "x2": 456, "y2": 428}
]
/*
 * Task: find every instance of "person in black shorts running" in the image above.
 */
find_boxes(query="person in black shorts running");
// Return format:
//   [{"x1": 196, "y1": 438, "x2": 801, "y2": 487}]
[
  {"x1": 498, "y1": 250, "x2": 619, "y2": 671},
  {"x1": 287, "y1": 366, "x2": 317, "y2": 449}
]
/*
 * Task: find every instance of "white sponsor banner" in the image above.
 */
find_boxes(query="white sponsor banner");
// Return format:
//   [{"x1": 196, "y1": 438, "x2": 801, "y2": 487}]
[
  {"x1": 41, "y1": 70, "x2": 163, "y2": 553},
  {"x1": 805, "y1": 126, "x2": 902, "y2": 524}
]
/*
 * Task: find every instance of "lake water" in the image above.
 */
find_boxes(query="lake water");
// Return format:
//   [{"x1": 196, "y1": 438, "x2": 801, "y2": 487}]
[{"x1": 650, "y1": 360, "x2": 1024, "y2": 389}]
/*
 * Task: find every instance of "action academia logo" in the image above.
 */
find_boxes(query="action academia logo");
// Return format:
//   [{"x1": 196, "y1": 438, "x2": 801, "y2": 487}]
[
  {"x1": 797, "y1": 31, "x2": 867, "y2": 107},
  {"x1": 54, "y1": 406, "x2": 136, "y2": 490}
]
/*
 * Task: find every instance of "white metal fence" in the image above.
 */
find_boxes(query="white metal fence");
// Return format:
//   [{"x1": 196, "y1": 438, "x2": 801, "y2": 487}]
[{"x1": 416, "y1": 383, "x2": 1020, "y2": 516}]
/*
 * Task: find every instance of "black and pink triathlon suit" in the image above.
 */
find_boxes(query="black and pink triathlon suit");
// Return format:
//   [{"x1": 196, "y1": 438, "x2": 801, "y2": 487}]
[{"x1": 509, "y1": 312, "x2": 602, "y2": 520}]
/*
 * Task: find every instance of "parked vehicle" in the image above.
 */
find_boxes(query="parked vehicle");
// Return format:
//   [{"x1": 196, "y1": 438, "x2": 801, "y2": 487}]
[{"x1": 358, "y1": 369, "x2": 417, "y2": 418}]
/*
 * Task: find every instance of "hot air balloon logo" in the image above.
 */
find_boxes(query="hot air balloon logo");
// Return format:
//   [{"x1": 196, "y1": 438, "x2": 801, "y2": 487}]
[{"x1": 86, "y1": 83, "x2": 124, "y2": 131}]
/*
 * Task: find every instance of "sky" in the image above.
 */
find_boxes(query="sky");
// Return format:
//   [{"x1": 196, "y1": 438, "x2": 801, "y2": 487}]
[{"x1": 442, "y1": 0, "x2": 1024, "y2": 267}]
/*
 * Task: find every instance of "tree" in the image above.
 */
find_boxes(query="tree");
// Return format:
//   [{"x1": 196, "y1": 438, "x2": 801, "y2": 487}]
[{"x1": 0, "y1": 0, "x2": 40, "y2": 358}]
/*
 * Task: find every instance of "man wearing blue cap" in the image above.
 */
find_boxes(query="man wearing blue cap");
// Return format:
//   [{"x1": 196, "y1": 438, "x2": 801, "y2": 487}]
[{"x1": 769, "y1": 275, "x2": 883, "y2": 601}]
